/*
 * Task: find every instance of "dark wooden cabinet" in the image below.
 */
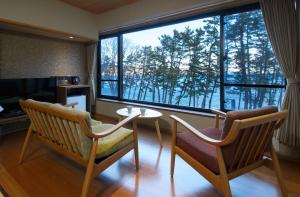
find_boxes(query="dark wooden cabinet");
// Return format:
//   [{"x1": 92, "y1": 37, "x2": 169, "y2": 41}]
[
  {"x1": 57, "y1": 85, "x2": 91, "y2": 112},
  {"x1": 0, "y1": 115, "x2": 29, "y2": 137}
]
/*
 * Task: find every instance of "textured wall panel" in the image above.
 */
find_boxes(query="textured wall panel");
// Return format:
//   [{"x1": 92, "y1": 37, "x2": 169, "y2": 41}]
[{"x1": 0, "y1": 31, "x2": 87, "y2": 83}]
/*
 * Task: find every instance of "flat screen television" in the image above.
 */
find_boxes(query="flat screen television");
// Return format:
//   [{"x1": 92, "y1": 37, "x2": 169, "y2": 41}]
[{"x1": 0, "y1": 78, "x2": 57, "y2": 117}]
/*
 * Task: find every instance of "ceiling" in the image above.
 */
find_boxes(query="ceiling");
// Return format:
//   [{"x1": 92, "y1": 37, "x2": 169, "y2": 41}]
[
  {"x1": 0, "y1": 20, "x2": 94, "y2": 43},
  {"x1": 60, "y1": 0, "x2": 140, "y2": 14}
]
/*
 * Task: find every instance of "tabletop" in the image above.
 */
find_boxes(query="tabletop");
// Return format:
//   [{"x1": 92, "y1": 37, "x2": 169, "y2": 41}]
[{"x1": 116, "y1": 107, "x2": 162, "y2": 119}]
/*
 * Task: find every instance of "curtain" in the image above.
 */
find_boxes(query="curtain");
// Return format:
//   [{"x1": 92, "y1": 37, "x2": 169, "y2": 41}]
[
  {"x1": 260, "y1": 0, "x2": 300, "y2": 146},
  {"x1": 298, "y1": 0, "x2": 300, "y2": 86},
  {"x1": 87, "y1": 43, "x2": 98, "y2": 109}
]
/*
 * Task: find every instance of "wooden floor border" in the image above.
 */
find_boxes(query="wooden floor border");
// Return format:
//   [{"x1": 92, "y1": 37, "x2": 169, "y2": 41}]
[{"x1": 0, "y1": 164, "x2": 28, "y2": 197}]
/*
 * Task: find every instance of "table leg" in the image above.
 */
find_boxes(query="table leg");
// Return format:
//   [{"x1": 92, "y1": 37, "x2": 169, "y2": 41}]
[
  {"x1": 155, "y1": 119, "x2": 163, "y2": 146},
  {"x1": 133, "y1": 119, "x2": 139, "y2": 170},
  {"x1": 118, "y1": 116, "x2": 123, "y2": 122}
]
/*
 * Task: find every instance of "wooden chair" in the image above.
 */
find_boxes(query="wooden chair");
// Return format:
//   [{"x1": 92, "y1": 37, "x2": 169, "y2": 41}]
[
  {"x1": 19, "y1": 99, "x2": 140, "y2": 197},
  {"x1": 170, "y1": 106, "x2": 288, "y2": 197}
]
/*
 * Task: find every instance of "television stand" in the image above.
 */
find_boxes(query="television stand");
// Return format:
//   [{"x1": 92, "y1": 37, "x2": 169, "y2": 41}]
[
  {"x1": 57, "y1": 85, "x2": 91, "y2": 112},
  {"x1": 0, "y1": 114, "x2": 28, "y2": 125},
  {"x1": 0, "y1": 110, "x2": 25, "y2": 118},
  {"x1": 0, "y1": 114, "x2": 29, "y2": 137}
]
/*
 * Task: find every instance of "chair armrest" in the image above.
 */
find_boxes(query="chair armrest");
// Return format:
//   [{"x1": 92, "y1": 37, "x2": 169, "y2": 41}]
[
  {"x1": 64, "y1": 102, "x2": 78, "y2": 108},
  {"x1": 211, "y1": 109, "x2": 226, "y2": 129},
  {"x1": 170, "y1": 115, "x2": 223, "y2": 146},
  {"x1": 89, "y1": 113, "x2": 140, "y2": 139},
  {"x1": 211, "y1": 109, "x2": 226, "y2": 117}
]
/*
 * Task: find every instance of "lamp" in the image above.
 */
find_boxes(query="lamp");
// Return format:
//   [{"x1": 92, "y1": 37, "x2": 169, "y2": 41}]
[{"x1": 0, "y1": 105, "x2": 3, "y2": 112}]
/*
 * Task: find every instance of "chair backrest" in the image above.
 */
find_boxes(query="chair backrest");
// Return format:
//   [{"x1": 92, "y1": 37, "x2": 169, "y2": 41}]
[
  {"x1": 20, "y1": 99, "x2": 93, "y2": 160},
  {"x1": 222, "y1": 106, "x2": 278, "y2": 139},
  {"x1": 221, "y1": 108, "x2": 288, "y2": 173}
]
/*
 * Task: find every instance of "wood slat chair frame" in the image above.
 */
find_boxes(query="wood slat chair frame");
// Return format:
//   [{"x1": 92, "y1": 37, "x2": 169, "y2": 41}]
[
  {"x1": 18, "y1": 100, "x2": 140, "y2": 197},
  {"x1": 170, "y1": 109, "x2": 288, "y2": 197}
]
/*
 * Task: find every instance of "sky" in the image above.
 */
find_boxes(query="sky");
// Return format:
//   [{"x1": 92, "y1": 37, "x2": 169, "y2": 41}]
[{"x1": 123, "y1": 17, "x2": 214, "y2": 47}]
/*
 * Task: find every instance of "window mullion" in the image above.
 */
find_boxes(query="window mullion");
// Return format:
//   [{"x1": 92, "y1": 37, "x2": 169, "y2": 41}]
[
  {"x1": 220, "y1": 14, "x2": 225, "y2": 111},
  {"x1": 97, "y1": 40, "x2": 101, "y2": 98},
  {"x1": 223, "y1": 83, "x2": 286, "y2": 88},
  {"x1": 118, "y1": 35, "x2": 123, "y2": 100}
]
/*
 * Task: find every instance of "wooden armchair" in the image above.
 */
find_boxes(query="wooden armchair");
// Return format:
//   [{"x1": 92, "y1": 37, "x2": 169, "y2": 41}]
[
  {"x1": 19, "y1": 99, "x2": 140, "y2": 197},
  {"x1": 170, "y1": 106, "x2": 288, "y2": 197}
]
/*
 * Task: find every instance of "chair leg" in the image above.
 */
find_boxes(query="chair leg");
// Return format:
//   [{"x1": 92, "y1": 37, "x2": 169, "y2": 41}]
[
  {"x1": 19, "y1": 125, "x2": 33, "y2": 164},
  {"x1": 134, "y1": 144, "x2": 139, "y2": 171},
  {"x1": 155, "y1": 119, "x2": 163, "y2": 147},
  {"x1": 81, "y1": 141, "x2": 97, "y2": 197},
  {"x1": 170, "y1": 121, "x2": 177, "y2": 177},
  {"x1": 216, "y1": 147, "x2": 232, "y2": 197},
  {"x1": 133, "y1": 120, "x2": 139, "y2": 171},
  {"x1": 270, "y1": 147, "x2": 288, "y2": 197},
  {"x1": 170, "y1": 146, "x2": 175, "y2": 177},
  {"x1": 221, "y1": 175, "x2": 231, "y2": 197}
]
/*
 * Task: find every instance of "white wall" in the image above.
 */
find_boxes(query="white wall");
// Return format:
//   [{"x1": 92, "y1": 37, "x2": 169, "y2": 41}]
[
  {"x1": 0, "y1": 0, "x2": 249, "y2": 41},
  {"x1": 96, "y1": 100, "x2": 216, "y2": 133},
  {"x1": 96, "y1": 0, "x2": 227, "y2": 32},
  {"x1": 0, "y1": 0, "x2": 98, "y2": 40}
]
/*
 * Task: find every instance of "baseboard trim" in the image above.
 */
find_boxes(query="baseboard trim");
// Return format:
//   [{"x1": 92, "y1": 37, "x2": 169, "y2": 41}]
[{"x1": 277, "y1": 153, "x2": 300, "y2": 164}]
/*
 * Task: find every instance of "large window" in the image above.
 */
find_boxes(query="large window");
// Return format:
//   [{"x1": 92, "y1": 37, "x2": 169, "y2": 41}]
[{"x1": 98, "y1": 4, "x2": 285, "y2": 112}]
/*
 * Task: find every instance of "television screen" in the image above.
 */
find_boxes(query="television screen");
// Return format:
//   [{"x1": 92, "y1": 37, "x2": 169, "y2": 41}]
[{"x1": 0, "y1": 78, "x2": 57, "y2": 116}]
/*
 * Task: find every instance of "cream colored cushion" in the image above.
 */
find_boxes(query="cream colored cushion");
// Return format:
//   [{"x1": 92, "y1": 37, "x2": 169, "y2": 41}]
[
  {"x1": 92, "y1": 124, "x2": 134, "y2": 159},
  {"x1": 51, "y1": 103, "x2": 92, "y2": 125},
  {"x1": 91, "y1": 119, "x2": 102, "y2": 126},
  {"x1": 26, "y1": 99, "x2": 52, "y2": 107}
]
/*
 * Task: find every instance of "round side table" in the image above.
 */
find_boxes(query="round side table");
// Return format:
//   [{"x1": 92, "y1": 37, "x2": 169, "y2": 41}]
[{"x1": 116, "y1": 107, "x2": 163, "y2": 146}]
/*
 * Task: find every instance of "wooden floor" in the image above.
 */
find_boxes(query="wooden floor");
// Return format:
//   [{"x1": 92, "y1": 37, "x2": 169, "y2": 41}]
[{"x1": 0, "y1": 120, "x2": 300, "y2": 197}]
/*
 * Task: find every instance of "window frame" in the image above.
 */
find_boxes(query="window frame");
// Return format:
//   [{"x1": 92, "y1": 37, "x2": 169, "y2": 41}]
[
  {"x1": 220, "y1": 9, "x2": 286, "y2": 111},
  {"x1": 97, "y1": 35, "x2": 120, "y2": 99},
  {"x1": 97, "y1": 3, "x2": 285, "y2": 112}
]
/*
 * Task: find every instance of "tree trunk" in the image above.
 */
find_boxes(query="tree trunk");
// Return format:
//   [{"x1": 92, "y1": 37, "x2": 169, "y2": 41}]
[
  {"x1": 208, "y1": 79, "x2": 217, "y2": 108},
  {"x1": 201, "y1": 45, "x2": 213, "y2": 108}
]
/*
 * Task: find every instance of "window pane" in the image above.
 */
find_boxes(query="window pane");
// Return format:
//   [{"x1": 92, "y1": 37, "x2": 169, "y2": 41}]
[
  {"x1": 122, "y1": 16, "x2": 220, "y2": 109},
  {"x1": 224, "y1": 86, "x2": 285, "y2": 110},
  {"x1": 101, "y1": 81, "x2": 118, "y2": 96},
  {"x1": 101, "y1": 37, "x2": 118, "y2": 80},
  {"x1": 224, "y1": 10, "x2": 284, "y2": 85}
]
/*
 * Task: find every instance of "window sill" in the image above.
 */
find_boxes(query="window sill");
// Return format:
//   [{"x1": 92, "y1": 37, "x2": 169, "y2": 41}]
[{"x1": 96, "y1": 98, "x2": 217, "y2": 118}]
